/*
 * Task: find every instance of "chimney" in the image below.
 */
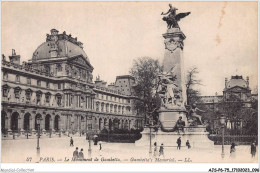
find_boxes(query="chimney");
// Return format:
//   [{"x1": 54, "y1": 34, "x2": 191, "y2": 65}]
[
  {"x1": 225, "y1": 77, "x2": 228, "y2": 88},
  {"x1": 9, "y1": 49, "x2": 20, "y2": 65}
]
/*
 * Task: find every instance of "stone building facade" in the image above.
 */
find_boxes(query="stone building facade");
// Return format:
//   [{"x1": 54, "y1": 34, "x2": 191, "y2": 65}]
[
  {"x1": 196, "y1": 75, "x2": 257, "y2": 133},
  {"x1": 1, "y1": 29, "x2": 143, "y2": 138}
]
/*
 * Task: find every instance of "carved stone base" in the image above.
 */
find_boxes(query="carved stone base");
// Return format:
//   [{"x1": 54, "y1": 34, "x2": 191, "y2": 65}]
[
  {"x1": 135, "y1": 127, "x2": 213, "y2": 149},
  {"x1": 159, "y1": 110, "x2": 187, "y2": 131}
]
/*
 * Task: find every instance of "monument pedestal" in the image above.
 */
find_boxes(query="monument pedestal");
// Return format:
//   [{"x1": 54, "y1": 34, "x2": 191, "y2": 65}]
[
  {"x1": 159, "y1": 109, "x2": 187, "y2": 131},
  {"x1": 135, "y1": 126, "x2": 214, "y2": 149}
]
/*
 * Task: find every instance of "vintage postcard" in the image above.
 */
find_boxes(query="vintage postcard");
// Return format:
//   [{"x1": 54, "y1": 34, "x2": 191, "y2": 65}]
[{"x1": 1, "y1": 1, "x2": 259, "y2": 172}]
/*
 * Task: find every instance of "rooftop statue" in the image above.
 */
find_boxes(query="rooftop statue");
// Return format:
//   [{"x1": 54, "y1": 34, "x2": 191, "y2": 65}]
[{"x1": 161, "y1": 4, "x2": 191, "y2": 29}]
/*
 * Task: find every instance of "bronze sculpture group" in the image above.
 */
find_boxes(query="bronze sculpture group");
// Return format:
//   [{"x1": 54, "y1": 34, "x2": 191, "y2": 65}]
[{"x1": 161, "y1": 4, "x2": 190, "y2": 29}]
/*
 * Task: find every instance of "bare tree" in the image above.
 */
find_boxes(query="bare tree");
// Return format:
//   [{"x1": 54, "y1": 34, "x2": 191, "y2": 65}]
[{"x1": 186, "y1": 67, "x2": 202, "y2": 105}]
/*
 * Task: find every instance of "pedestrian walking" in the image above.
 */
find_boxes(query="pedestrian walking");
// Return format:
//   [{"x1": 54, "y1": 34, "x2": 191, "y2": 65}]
[
  {"x1": 159, "y1": 143, "x2": 164, "y2": 157},
  {"x1": 230, "y1": 143, "x2": 236, "y2": 158},
  {"x1": 186, "y1": 140, "x2": 191, "y2": 149},
  {"x1": 73, "y1": 147, "x2": 79, "y2": 160},
  {"x1": 70, "y1": 137, "x2": 74, "y2": 147},
  {"x1": 78, "y1": 148, "x2": 84, "y2": 160},
  {"x1": 251, "y1": 142, "x2": 256, "y2": 158},
  {"x1": 177, "y1": 137, "x2": 181, "y2": 150},
  {"x1": 154, "y1": 142, "x2": 158, "y2": 157},
  {"x1": 99, "y1": 143, "x2": 102, "y2": 150}
]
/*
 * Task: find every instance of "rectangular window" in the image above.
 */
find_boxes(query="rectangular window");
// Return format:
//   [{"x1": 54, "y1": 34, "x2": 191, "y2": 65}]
[
  {"x1": 58, "y1": 83, "x2": 61, "y2": 89},
  {"x1": 27, "y1": 78, "x2": 31, "y2": 85},
  {"x1": 57, "y1": 64, "x2": 62, "y2": 72},
  {"x1": 3, "y1": 72, "x2": 8, "y2": 80},
  {"x1": 3, "y1": 89, "x2": 8, "y2": 97},
  {"x1": 57, "y1": 96, "x2": 62, "y2": 106},
  {"x1": 14, "y1": 90, "x2": 20, "y2": 99},
  {"x1": 46, "y1": 82, "x2": 50, "y2": 88},
  {"x1": 16, "y1": 75, "x2": 20, "y2": 83},
  {"x1": 37, "y1": 80, "x2": 41, "y2": 87}
]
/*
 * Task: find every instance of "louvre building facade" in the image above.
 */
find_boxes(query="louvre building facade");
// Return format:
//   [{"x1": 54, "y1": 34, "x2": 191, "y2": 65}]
[{"x1": 1, "y1": 29, "x2": 144, "y2": 138}]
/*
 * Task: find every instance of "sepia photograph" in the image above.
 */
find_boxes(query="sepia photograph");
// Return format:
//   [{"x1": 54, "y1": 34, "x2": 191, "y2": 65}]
[{"x1": 0, "y1": 1, "x2": 259, "y2": 172}]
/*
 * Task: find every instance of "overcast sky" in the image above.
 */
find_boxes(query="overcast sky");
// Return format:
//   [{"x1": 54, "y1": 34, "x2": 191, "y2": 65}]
[{"x1": 2, "y1": 1, "x2": 258, "y2": 96}]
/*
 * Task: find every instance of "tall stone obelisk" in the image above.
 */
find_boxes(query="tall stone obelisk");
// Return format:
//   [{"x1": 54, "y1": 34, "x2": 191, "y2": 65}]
[
  {"x1": 158, "y1": 28, "x2": 188, "y2": 131},
  {"x1": 157, "y1": 5, "x2": 191, "y2": 131}
]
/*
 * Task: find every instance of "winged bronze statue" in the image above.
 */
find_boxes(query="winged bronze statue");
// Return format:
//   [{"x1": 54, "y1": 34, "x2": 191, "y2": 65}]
[{"x1": 161, "y1": 4, "x2": 191, "y2": 29}]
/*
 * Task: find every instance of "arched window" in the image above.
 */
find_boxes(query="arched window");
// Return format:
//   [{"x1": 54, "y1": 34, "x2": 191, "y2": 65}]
[
  {"x1": 56, "y1": 94, "x2": 62, "y2": 106},
  {"x1": 2, "y1": 84, "x2": 9, "y2": 97},
  {"x1": 14, "y1": 87, "x2": 21, "y2": 99},
  {"x1": 57, "y1": 64, "x2": 62, "y2": 72},
  {"x1": 45, "y1": 92, "x2": 51, "y2": 103},
  {"x1": 101, "y1": 103, "x2": 104, "y2": 112},
  {"x1": 25, "y1": 89, "x2": 32, "y2": 101},
  {"x1": 36, "y1": 91, "x2": 42, "y2": 105},
  {"x1": 54, "y1": 115, "x2": 60, "y2": 131}
]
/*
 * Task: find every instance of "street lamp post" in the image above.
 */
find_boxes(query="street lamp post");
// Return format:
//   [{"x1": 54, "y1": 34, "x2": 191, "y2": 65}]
[
  {"x1": 149, "y1": 125, "x2": 152, "y2": 156},
  {"x1": 13, "y1": 125, "x2": 15, "y2": 139},
  {"x1": 87, "y1": 132, "x2": 92, "y2": 158},
  {"x1": 49, "y1": 128, "x2": 52, "y2": 138},
  {"x1": 219, "y1": 116, "x2": 226, "y2": 159},
  {"x1": 26, "y1": 125, "x2": 29, "y2": 139},
  {"x1": 36, "y1": 118, "x2": 42, "y2": 155}
]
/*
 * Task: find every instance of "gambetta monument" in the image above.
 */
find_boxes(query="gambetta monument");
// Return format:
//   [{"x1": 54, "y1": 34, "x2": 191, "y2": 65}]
[
  {"x1": 158, "y1": 4, "x2": 190, "y2": 131},
  {"x1": 136, "y1": 4, "x2": 213, "y2": 148}
]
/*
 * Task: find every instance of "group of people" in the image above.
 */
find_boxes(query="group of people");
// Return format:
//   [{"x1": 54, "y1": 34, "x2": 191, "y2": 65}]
[
  {"x1": 70, "y1": 137, "x2": 103, "y2": 161},
  {"x1": 153, "y1": 137, "x2": 192, "y2": 157},
  {"x1": 177, "y1": 137, "x2": 191, "y2": 150},
  {"x1": 72, "y1": 147, "x2": 85, "y2": 161}
]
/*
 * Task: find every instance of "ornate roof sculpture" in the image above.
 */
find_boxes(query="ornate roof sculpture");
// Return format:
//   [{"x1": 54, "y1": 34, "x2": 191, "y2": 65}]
[
  {"x1": 31, "y1": 29, "x2": 90, "y2": 64},
  {"x1": 224, "y1": 75, "x2": 249, "y2": 90}
]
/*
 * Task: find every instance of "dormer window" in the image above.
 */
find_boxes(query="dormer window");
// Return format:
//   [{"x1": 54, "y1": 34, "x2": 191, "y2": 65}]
[{"x1": 16, "y1": 75, "x2": 20, "y2": 83}]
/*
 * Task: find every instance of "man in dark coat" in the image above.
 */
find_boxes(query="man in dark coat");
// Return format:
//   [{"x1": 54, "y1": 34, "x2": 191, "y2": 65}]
[
  {"x1": 159, "y1": 143, "x2": 164, "y2": 157},
  {"x1": 177, "y1": 137, "x2": 181, "y2": 150},
  {"x1": 251, "y1": 142, "x2": 256, "y2": 158},
  {"x1": 186, "y1": 140, "x2": 191, "y2": 149},
  {"x1": 73, "y1": 147, "x2": 79, "y2": 160},
  {"x1": 78, "y1": 148, "x2": 84, "y2": 160},
  {"x1": 70, "y1": 137, "x2": 74, "y2": 147}
]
